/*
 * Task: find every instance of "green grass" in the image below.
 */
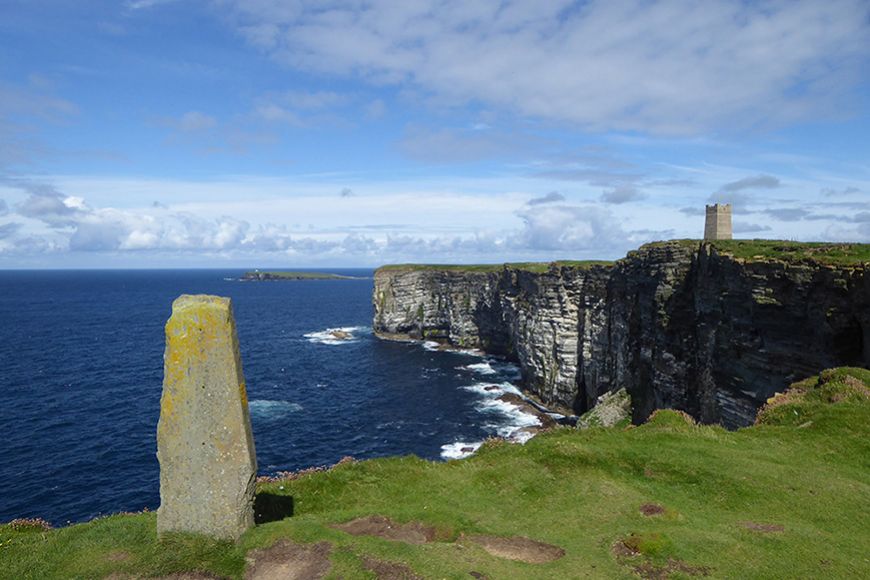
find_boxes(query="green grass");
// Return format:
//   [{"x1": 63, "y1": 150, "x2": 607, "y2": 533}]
[
  {"x1": 3, "y1": 368, "x2": 869, "y2": 579},
  {"x1": 376, "y1": 260, "x2": 613, "y2": 273},
  {"x1": 706, "y1": 240, "x2": 870, "y2": 265}
]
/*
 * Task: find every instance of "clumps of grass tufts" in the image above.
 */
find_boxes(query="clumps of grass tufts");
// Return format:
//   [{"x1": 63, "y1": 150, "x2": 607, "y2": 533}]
[
  {"x1": 756, "y1": 367, "x2": 870, "y2": 426},
  {"x1": 6, "y1": 518, "x2": 52, "y2": 532},
  {"x1": 256, "y1": 456, "x2": 356, "y2": 484},
  {"x1": 641, "y1": 409, "x2": 696, "y2": 431}
]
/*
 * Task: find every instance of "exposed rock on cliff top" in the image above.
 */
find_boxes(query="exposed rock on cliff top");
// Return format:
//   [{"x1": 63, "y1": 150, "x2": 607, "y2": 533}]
[{"x1": 373, "y1": 240, "x2": 869, "y2": 427}]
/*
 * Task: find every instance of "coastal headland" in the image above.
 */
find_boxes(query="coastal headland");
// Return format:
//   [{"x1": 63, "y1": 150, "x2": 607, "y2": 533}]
[
  {"x1": 374, "y1": 239, "x2": 869, "y2": 428},
  {"x1": 243, "y1": 271, "x2": 359, "y2": 281}
]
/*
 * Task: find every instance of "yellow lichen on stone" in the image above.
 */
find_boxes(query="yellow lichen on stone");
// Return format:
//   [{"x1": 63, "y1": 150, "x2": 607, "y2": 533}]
[{"x1": 156, "y1": 294, "x2": 257, "y2": 541}]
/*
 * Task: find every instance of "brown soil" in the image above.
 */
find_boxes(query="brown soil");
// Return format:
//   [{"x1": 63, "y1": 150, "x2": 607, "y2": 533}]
[
  {"x1": 468, "y1": 573, "x2": 489, "y2": 579},
  {"x1": 467, "y1": 534, "x2": 565, "y2": 564},
  {"x1": 639, "y1": 503, "x2": 665, "y2": 516},
  {"x1": 361, "y1": 556, "x2": 424, "y2": 579},
  {"x1": 156, "y1": 573, "x2": 226, "y2": 580},
  {"x1": 612, "y1": 540, "x2": 711, "y2": 579},
  {"x1": 244, "y1": 540, "x2": 332, "y2": 580},
  {"x1": 740, "y1": 521, "x2": 784, "y2": 533},
  {"x1": 332, "y1": 515, "x2": 436, "y2": 545}
]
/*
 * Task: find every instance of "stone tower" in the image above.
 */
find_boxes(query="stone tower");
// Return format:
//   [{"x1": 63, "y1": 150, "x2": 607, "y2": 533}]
[{"x1": 704, "y1": 203, "x2": 732, "y2": 240}]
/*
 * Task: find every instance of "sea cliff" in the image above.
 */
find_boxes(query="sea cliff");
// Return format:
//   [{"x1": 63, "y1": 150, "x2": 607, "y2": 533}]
[{"x1": 373, "y1": 241, "x2": 869, "y2": 427}]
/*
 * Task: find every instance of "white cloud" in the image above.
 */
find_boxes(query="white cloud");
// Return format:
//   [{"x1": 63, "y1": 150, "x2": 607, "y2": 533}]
[
  {"x1": 514, "y1": 203, "x2": 627, "y2": 251},
  {"x1": 217, "y1": 0, "x2": 870, "y2": 134}
]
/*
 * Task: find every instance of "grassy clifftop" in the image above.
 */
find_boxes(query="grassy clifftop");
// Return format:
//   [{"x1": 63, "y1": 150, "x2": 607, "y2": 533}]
[
  {"x1": 377, "y1": 260, "x2": 613, "y2": 273},
  {"x1": 3, "y1": 367, "x2": 869, "y2": 578},
  {"x1": 642, "y1": 239, "x2": 870, "y2": 265},
  {"x1": 378, "y1": 241, "x2": 869, "y2": 275}
]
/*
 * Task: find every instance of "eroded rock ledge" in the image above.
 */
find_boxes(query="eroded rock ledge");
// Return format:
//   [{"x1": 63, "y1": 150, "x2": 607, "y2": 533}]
[{"x1": 373, "y1": 241, "x2": 869, "y2": 427}]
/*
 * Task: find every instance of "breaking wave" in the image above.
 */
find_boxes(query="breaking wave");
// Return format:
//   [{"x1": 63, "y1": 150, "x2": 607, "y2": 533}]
[
  {"x1": 249, "y1": 399, "x2": 304, "y2": 420},
  {"x1": 304, "y1": 326, "x2": 368, "y2": 345}
]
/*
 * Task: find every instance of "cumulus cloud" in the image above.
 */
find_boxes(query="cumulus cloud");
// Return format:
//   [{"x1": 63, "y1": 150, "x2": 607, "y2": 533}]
[
  {"x1": 514, "y1": 203, "x2": 626, "y2": 251},
  {"x1": 527, "y1": 191, "x2": 565, "y2": 205},
  {"x1": 600, "y1": 185, "x2": 645, "y2": 204},
  {"x1": 4, "y1": 178, "x2": 81, "y2": 225},
  {"x1": 218, "y1": 0, "x2": 870, "y2": 134}
]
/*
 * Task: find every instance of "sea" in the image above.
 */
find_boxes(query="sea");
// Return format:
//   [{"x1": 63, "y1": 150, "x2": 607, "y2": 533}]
[{"x1": 0, "y1": 269, "x2": 544, "y2": 525}]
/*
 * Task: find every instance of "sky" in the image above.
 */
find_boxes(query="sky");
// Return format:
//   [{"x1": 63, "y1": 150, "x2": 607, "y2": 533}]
[{"x1": 0, "y1": 0, "x2": 868, "y2": 268}]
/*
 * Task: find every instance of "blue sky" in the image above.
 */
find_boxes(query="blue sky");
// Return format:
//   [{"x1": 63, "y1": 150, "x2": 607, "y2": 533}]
[{"x1": 1, "y1": 0, "x2": 868, "y2": 268}]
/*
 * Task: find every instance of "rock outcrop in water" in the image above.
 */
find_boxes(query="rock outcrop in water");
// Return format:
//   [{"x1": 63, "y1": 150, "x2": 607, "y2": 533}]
[{"x1": 373, "y1": 241, "x2": 869, "y2": 427}]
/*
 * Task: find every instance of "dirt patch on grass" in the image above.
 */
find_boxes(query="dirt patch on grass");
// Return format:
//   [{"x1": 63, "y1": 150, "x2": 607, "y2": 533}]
[
  {"x1": 467, "y1": 534, "x2": 565, "y2": 564},
  {"x1": 612, "y1": 539, "x2": 711, "y2": 579},
  {"x1": 639, "y1": 503, "x2": 665, "y2": 516},
  {"x1": 740, "y1": 521, "x2": 784, "y2": 533},
  {"x1": 244, "y1": 539, "x2": 332, "y2": 580},
  {"x1": 361, "y1": 556, "x2": 424, "y2": 579},
  {"x1": 332, "y1": 515, "x2": 436, "y2": 545},
  {"x1": 156, "y1": 573, "x2": 226, "y2": 580}
]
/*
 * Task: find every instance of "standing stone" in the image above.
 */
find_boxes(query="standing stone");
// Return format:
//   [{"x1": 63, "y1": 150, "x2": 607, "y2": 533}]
[{"x1": 157, "y1": 294, "x2": 257, "y2": 540}]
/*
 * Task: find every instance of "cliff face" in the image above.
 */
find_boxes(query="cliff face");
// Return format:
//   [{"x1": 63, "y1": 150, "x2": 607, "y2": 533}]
[{"x1": 373, "y1": 242, "x2": 869, "y2": 427}]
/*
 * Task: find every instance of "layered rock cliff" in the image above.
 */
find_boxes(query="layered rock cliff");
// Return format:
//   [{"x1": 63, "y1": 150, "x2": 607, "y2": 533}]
[{"x1": 373, "y1": 241, "x2": 869, "y2": 427}]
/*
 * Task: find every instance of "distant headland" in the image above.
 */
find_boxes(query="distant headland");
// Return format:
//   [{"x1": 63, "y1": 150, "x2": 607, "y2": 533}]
[{"x1": 242, "y1": 270, "x2": 359, "y2": 281}]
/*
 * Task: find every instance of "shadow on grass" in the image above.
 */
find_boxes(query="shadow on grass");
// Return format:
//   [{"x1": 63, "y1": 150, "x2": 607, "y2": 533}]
[{"x1": 254, "y1": 493, "x2": 294, "y2": 524}]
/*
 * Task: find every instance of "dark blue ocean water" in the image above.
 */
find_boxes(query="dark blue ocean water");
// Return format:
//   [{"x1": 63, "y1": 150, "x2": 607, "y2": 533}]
[{"x1": 0, "y1": 270, "x2": 535, "y2": 525}]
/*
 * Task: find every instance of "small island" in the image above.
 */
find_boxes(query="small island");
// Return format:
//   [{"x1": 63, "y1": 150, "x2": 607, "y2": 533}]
[{"x1": 242, "y1": 270, "x2": 357, "y2": 281}]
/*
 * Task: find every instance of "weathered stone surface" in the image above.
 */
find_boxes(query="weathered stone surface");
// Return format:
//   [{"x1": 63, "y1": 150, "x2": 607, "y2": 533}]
[
  {"x1": 157, "y1": 294, "x2": 257, "y2": 540},
  {"x1": 374, "y1": 242, "x2": 869, "y2": 427}
]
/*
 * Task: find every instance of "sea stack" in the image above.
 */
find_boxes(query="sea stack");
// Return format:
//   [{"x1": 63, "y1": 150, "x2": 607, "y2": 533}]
[{"x1": 156, "y1": 294, "x2": 257, "y2": 540}]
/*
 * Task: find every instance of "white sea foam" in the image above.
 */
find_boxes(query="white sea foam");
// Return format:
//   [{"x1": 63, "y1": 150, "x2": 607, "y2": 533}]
[
  {"x1": 458, "y1": 362, "x2": 497, "y2": 375},
  {"x1": 422, "y1": 340, "x2": 441, "y2": 351},
  {"x1": 249, "y1": 400, "x2": 303, "y2": 420},
  {"x1": 304, "y1": 326, "x2": 367, "y2": 345},
  {"x1": 461, "y1": 381, "x2": 523, "y2": 397},
  {"x1": 440, "y1": 441, "x2": 484, "y2": 460}
]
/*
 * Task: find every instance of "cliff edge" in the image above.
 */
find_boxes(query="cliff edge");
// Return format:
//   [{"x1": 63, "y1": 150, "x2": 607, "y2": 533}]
[{"x1": 373, "y1": 240, "x2": 869, "y2": 427}]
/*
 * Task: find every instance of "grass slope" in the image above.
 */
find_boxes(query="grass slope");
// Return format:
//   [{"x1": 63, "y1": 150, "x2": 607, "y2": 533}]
[{"x1": 3, "y1": 368, "x2": 869, "y2": 579}]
